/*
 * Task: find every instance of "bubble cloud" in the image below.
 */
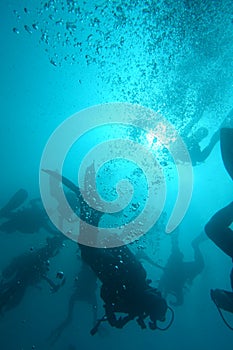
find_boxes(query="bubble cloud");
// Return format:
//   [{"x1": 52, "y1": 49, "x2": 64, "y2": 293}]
[{"x1": 40, "y1": 102, "x2": 193, "y2": 248}]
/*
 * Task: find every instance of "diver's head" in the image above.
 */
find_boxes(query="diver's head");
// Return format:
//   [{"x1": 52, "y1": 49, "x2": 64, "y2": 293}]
[
  {"x1": 194, "y1": 127, "x2": 209, "y2": 142},
  {"x1": 144, "y1": 289, "x2": 168, "y2": 329}
]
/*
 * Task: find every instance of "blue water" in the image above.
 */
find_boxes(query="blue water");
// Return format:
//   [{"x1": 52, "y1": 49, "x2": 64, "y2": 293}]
[{"x1": 1, "y1": 0, "x2": 233, "y2": 349}]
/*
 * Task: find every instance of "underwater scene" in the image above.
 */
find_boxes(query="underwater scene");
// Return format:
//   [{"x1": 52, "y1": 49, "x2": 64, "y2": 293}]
[{"x1": 1, "y1": 0, "x2": 233, "y2": 349}]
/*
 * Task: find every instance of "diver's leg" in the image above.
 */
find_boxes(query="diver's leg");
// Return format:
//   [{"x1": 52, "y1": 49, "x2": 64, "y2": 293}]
[
  {"x1": 192, "y1": 246, "x2": 205, "y2": 275},
  {"x1": 205, "y1": 201, "x2": 233, "y2": 258},
  {"x1": 48, "y1": 293, "x2": 77, "y2": 344},
  {"x1": 191, "y1": 234, "x2": 205, "y2": 274},
  {"x1": 42, "y1": 275, "x2": 65, "y2": 293}
]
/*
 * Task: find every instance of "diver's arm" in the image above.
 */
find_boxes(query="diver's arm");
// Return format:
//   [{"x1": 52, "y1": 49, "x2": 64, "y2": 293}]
[
  {"x1": 205, "y1": 201, "x2": 233, "y2": 258},
  {"x1": 170, "y1": 291, "x2": 184, "y2": 306},
  {"x1": 183, "y1": 261, "x2": 204, "y2": 286},
  {"x1": 104, "y1": 303, "x2": 132, "y2": 328},
  {"x1": 105, "y1": 303, "x2": 134, "y2": 328},
  {"x1": 116, "y1": 314, "x2": 135, "y2": 328},
  {"x1": 199, "y1": 131, "x2": 219, "y2": 161},
  {"x1": 136, "y1": 250, "x2": 164, "y2": 270},
  {"x1": 181, "y1": 104, "x2": 205, "y2": 138},
  {"x1": 42, "y1": 275, "x2": 66, "y2": 293}
]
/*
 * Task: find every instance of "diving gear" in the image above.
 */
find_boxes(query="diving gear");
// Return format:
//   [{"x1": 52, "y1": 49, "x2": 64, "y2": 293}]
[
  {"x1": 211, "y1": 289, "x2": 233, "y2": 313},
  {"x1": 210, "y1": 289, "x2": 233, "y2": 330}
]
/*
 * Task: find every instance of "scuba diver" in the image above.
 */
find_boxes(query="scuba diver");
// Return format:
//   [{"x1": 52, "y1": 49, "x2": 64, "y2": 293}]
[
  {"x1": 84, "y1": 244, "x2": 169, "y2": 334},
  {"x1": 0, "y1": 234, "x2": 66, "y2": 315},
  {"x1": 138, "y1": 228, "x2": 205, "y2": 306},
  {"x1": 0, "y1": 189, "x2": 58, "y2": 235},
  {"x1": 183, "y1": 127, "x2": 219, "y2": 166},
  {"x1": 204, "y1": 127, "x2": 233, "y2": 329},
  {"x1": 49, "y1": 258, "x2": 99, "y2": 343},
  {"x1": 158, "y1": 229, "x2": 205, "y2": 306},
  {"x1": 183, "y1": 108, "x2": 233, "y2": 166},
  {"x1": 43, "y1": 165, "x2": 173, "y2": 334}
]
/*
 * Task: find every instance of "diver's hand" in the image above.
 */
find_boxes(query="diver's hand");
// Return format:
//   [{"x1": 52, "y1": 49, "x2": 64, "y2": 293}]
[
  {"x1": 50, "y1": 278, "x2": 66, "y2": 293},
  {"x1": 115, "y1": 317, "x2": 124, "y2": 328}
]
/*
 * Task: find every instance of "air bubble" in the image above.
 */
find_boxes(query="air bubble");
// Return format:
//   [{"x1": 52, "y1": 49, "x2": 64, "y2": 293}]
[{"x1": 13, "y1": 28, "x2": 19, "y2": 34}]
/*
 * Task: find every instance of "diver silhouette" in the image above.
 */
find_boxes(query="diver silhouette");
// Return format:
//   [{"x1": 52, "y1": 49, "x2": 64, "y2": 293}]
[
  {"x1": 183, "y1": 127, "x2": 219, "y2": 166},
  {"x1": 182, "y1": 108, "x2": 233, "y2": 166},
  {"x1": 0, "y1": 190, "x2": 58, "y2": 235},
  {"x1": 158, "y1": 229, "x2": 205, "y2": 306},
  {"x1": 205, "y1": 128, "x2": 233, "y2": 329},
  {"x1": 43, "y1": 164, "x2": 172, "y2": 333},
  {"x1": 138, "y1": 228, "x2": 205, "y2": 306},
  {"x1": 0, "y1": 234, "x2": 66, "y2": 315}
]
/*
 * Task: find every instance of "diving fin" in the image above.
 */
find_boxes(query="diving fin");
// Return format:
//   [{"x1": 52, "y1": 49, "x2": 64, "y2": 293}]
[
  {"x1": 0, "y1": 189, "x2": 28, "y2": 217},
  {"x1": 220, "y1": 128, "x2": 233, "y2": 181},
  {"x1": 211, "y1": 289, "x2": 233, "y2": 313}
]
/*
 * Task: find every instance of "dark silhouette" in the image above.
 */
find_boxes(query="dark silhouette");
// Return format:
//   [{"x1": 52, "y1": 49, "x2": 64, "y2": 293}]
[
  {"x1": 182, "y1": 108, "x2": 233, "y2": 166},
  {"x1": 47, "y1": 169, "x2": 79, "y2": 230},
  {"x1": 183, "y1": 127, "x2": 219, "y2": 166},
  {"x1": 0, "y1": 234, "x2": 65, "y2": 315},
  {"x1": 81, "y1": 243, "x2": 168, "y2": 332},
  {"x1": 0, "y1": 190, "x2": 58, "y2": 235},
  {"x1": 158, "y1": 231, "x2": 205, "y2": 305},
  {"x1": 138, "y1": 229, "x2": 205, "y2": 306},
  {"x1": 0, "y1": 189, "x2": 28, "y2": 216},
  {"x1": 205, "y1": 128, "x2": 233, "y2": 324},
  {"x1": 49, "y1": 258, "x2": 98, "y2": 343},
  {"x1": 44, "y1": 165, "x2": 171, "y2": 332}
]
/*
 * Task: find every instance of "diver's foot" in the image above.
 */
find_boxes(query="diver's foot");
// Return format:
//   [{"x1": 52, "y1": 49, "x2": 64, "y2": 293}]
[{"x1": 211, "y1": 289, "x2": 233, "y2": 313}]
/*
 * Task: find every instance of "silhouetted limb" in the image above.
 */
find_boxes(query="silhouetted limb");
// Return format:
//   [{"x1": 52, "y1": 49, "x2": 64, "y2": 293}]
[
  {"x1": 205, "y1": 201, "x2": 233, "y2": 259},
  {"x1": 158, "y1": 230, "x2": 205, "y2": 306},
  {"x1": 0, "y1": 189, "x2": 28, "y2": 218},
  {"x1": 136, "y1": 250, "x2": 164, "y2": 270},
  {"x1": 48, "y1": 293, "x2": 77, "y2": 344},
  {"x1": 42, "y1": 275, "x2": 66, "y2": 293}
]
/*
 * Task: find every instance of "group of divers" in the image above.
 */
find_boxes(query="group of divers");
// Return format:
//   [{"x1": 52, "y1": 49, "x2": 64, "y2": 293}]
[{"x1": 0, "y1": 113, "x2": 233, "y2": 341}]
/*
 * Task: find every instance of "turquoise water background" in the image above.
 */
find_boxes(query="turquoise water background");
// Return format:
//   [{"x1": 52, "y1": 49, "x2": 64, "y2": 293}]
[{"x1": 1, "y1": 1, "x2": 233, "y2": 349}]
